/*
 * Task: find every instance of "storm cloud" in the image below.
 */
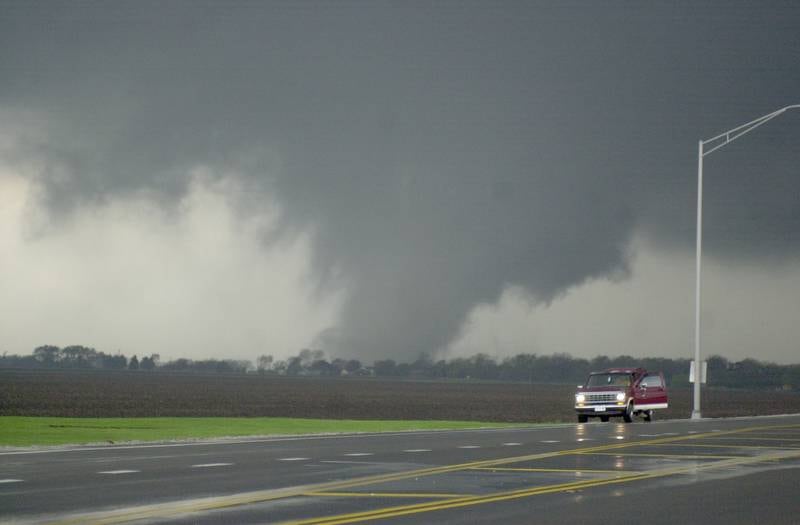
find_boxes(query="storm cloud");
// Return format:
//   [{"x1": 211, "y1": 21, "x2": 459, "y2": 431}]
[{"x1": 2, "y1": 2, "x2": 799, "y2": 360}]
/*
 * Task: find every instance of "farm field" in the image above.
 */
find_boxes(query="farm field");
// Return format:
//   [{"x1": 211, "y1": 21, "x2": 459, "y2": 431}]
[{"x1": 2, "y1": 368, "x2": 799, "y2": 423}]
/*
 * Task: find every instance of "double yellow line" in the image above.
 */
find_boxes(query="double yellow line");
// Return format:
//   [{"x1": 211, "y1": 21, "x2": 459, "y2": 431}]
[
  {"x1": 286, "y1": 448, "x2": 800, "y2": 525},
  {"x1": 284, "y1": 422, "x2": 800, "y2": 525}
]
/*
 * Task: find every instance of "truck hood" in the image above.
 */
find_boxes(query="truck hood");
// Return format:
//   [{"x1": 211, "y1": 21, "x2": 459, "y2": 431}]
[{"x1": 576, "y1": 386, "x2": 628, "y2": 393}]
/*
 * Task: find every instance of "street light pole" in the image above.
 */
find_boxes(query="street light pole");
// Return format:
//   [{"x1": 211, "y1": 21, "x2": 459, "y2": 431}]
[
  {"x1": 692, "y1": 140, "x2": 703, "y2": 419},
  {"x1": 692, "y1": 104, "x2": 799, "y2": 420}
]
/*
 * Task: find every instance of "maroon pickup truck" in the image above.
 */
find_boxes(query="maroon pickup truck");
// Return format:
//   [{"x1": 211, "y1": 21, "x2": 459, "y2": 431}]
[{"x1": 574, "y1": 367, "x2": 668, "y2": 423}]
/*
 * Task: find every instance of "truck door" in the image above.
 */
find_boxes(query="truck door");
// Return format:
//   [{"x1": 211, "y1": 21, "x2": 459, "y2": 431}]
[{"x1": 640, "y1": 373, "x2": 668, "y2": 408}]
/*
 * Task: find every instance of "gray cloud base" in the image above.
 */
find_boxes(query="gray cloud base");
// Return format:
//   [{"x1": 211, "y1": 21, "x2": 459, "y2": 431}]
[{"x1": 2, "y1": 2, "x2": 799, "y2": 359}]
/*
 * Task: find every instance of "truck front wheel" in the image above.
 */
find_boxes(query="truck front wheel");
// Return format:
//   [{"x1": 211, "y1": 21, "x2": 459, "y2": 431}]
[
  {"x1": 577, "y1": 414, "x2": 588, "y2": 423},
  {"x1": 623, "y1": 402, "x2": 635, "y2": 423}
]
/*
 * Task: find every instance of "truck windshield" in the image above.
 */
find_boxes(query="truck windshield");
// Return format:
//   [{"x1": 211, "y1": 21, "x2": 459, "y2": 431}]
[{"x1": 586, "y1": 373, "x2": 632, "y2": 387}]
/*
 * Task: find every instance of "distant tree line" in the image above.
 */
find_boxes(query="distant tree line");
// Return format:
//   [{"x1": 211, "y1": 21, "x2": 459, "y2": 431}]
[
  {"x1": 0, "y1": 345, "x2": 246, "y2": 374},
  {"x1": 1, "y1": 346, "x2": 799, "y2": 390},
  {"x1": 367, "y1": 353, "x2": 800, "y2": 391}
]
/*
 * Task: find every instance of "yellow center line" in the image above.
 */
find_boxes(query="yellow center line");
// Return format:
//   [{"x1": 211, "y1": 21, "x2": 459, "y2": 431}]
[
  {"x1": 304, "y1": 492, "x2": 469, "y2": 499},
  {"x1": 738, "y1": 432, "x2": 800, "y2": 437},
  {"x1": 706, "y1": 436, "x2": 800, "y2": 442},
  {"x1": 647, "y1": 442, "x2": 800, "y2": 450},
  {"x1": 739, "y1": 424, "x2": 800, "y2": 434},
  {"x1": 468, "y1": 466, "x2": 640, "y2": 474},
  {"x1": 577, "y1": 451, "x2": 741, "y2": 459}
]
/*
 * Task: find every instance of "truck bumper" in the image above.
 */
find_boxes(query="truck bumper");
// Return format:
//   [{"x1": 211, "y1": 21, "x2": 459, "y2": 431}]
[{"x1": 575, "y1": 404, "x2": 627, "y2": 416}]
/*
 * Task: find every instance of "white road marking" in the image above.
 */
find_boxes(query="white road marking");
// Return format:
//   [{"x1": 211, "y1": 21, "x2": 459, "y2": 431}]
[
  {"x1": 457, "y1": 445, "x2": 481, "y2": 449},
  {"x1": 402, "y1": 449, "x2": 432, "y2": 453},
  {"x1": 98, "y1": 470, "x2": 140, "y2": 475},
  {"x1": 502, "y1": 442, "x2": 522, "y2": 446},
  {"x1": 191, "y1": 463, "x2": 233, "y2": 468},
  {"x1": 0, "y1": 479, "x2": 23, "y2": 483},
  {"x1": 613, "y1": 436, "x2": 625, "y2": 440},
  {"x1": 343, "y1": 453, "x2": 374, "y2": 457},
  {"x1": 541, "y1": 440, "x2": 560, "y2": 443},
  {"x1": 278, "y1": 457, "x2": 310, "y2": 461},
  {"x1": 576, "y1": 438, "x2": 593, "y2": 442},
  {"x1": 687, "y1": 431, "x2": 699, "y2": 434}
]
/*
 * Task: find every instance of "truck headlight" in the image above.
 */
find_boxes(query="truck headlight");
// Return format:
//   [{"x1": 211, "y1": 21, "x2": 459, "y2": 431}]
[
  {"x1": 575, "y1": 394, "x2": 586, "y2": 403},
  {"x1": 616, "y1": 392, "x2": 626, "y2": 401}
]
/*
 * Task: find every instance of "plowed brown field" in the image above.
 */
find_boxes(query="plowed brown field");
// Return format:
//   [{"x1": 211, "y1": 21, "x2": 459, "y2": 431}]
[{"x1": 2, "y1": 369, "x2": 798, "y2": 422}]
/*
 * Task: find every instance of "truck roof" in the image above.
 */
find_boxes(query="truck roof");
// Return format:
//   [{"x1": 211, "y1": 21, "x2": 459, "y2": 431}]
[{"x1": 592, "y1": 367, "x2": 646, "y2": 374}]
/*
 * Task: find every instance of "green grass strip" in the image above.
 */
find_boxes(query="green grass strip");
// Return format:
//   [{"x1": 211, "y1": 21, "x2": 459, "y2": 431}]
[{"x1": 0, "y1": 417, "x2": 522, "y2": 447}]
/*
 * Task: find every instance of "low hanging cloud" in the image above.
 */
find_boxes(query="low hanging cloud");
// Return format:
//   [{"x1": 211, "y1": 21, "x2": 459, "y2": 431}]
[
  {"x1": 451, "y1": 235, "x2": 800, "y2": 365},
  {"x1": 1, "y1": 4, "x2": 799, "y2": 361},
  {"x1": 0, "y1": 169, "x2": 338, "y2": 360}
]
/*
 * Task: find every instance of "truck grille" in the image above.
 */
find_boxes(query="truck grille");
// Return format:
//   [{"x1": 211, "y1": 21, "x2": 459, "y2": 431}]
[{"x1": 584, "y1": 393, "x2": 618, "y2": 403}]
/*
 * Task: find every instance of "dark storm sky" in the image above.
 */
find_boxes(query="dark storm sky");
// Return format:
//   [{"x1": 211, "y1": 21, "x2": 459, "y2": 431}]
[{"x1": 1, "y1": 1, "x2": 799, "y2": 360}]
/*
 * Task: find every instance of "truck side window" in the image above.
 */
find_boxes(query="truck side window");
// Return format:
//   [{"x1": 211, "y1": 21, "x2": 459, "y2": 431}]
[{"x1": 642, "y1": 375, "x2": 663, "y2": 388}]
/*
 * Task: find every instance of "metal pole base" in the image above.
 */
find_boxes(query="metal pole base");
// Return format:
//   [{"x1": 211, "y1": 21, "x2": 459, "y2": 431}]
[{"x1": 690, "y1": 410, "x2": 703, "y2": 420}]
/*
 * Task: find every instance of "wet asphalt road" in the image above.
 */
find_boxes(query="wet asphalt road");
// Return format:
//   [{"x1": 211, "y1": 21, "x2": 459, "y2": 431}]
[{"x1": 1, "y1": 414, "x2": 799, "y2": 524}]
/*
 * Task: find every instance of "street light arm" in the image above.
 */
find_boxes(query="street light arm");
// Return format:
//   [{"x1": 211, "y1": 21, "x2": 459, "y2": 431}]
[{"x1": 702, "y1": 104, "x2": 800, "y2": 156}]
